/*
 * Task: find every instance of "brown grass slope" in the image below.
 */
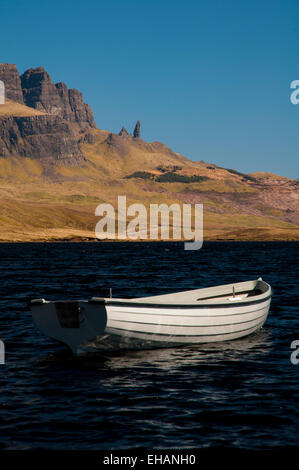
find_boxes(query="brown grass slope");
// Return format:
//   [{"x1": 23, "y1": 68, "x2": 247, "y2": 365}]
[{"x1": 0, "y1": 98, "x2": 46, "y2": 117}]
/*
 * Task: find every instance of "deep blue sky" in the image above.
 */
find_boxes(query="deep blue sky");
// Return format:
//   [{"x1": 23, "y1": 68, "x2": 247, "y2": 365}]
[{"x1": 1, "y1": 0, "x2": 299, "y2": 177}]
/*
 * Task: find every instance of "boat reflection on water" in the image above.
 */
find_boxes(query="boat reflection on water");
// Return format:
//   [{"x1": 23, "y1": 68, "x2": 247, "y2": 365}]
[
  {"x1": 40, "y1": 326, "x2": 272, "y2": 376},
  {"x1": 102, "y1": 328, "x2": 272, "y2": 372}
]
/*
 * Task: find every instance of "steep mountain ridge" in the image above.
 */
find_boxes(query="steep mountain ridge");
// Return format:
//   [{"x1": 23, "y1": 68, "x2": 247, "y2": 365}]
[
  {"x1": 0, "y1": 63, "x2": 96, "y2": 128},
  {"x1": 20, "y1": 67, "x2": 96, "y2": 128},
  {"x1": 0, "y1": 64, "x2": 95, "y2": 168}
]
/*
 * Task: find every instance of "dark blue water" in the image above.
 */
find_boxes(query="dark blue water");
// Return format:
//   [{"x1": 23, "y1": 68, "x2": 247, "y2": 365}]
[{"x1": 0, "y1": 242, "x2": 298, "y2": 451}]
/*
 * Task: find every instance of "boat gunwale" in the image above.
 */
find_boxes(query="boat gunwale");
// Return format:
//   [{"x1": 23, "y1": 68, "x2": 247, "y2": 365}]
[
  {"x1": 30, "y1": 279, "x2": 271, "y2": 309},
  {"x1": 91, "y1": 294, "x2": 271, "y2": 309},
  {"x1": 90, "y1": 279, "x2": 271, "y2": 309}
]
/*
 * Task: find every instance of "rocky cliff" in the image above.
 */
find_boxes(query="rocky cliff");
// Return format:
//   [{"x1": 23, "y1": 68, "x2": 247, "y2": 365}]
[
  {"x1": 20, "y1": 67, "x2": 96, "y2": 129},
  {"x1": 0, "y1": 64, "x2": 96, "y2": 129},
  {"x1": 0, "y1": 114, "x2": 86, "y2": 167},
  {"x1": 0, "y1": 63, "x2": 96, "y2": 169}
]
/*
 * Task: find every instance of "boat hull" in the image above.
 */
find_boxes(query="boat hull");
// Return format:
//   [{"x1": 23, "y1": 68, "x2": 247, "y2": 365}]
[{"x1": 81, "y1": 298, "x2": 270, "y2": 352}]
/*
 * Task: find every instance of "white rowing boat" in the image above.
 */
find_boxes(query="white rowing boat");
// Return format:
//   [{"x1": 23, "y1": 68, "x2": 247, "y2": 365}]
[{"x1": 30, "y1": 278, "x2": 271, "y2": 354}]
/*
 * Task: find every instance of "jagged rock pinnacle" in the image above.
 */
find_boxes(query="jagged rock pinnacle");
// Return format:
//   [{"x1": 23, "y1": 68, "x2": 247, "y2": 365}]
[
  {"x1": 119, "y1": 126, "x2": 129, "y2": 136},
  {"x1": 133, "y1": 120, "x2": 140, "y2": 138}
]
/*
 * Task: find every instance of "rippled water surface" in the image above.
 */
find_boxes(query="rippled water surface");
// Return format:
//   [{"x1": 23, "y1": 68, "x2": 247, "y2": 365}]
[{"x1": 0, "y1": 242, "x2": 298, "y2": 450}]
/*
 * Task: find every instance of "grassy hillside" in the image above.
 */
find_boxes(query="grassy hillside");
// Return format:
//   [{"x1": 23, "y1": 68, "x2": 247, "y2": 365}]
[
  {"x1": 0, "y1": 101, "x2": 298, "y2": 242},
  {"x1": 0, "y1": 99, "x2": 46, "y2": 117}
]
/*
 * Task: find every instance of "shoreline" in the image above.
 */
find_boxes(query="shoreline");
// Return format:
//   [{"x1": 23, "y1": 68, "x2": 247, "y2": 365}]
[
  {"x1": 1, "y1": 238, "x2": 299, "y2": 243},
  {"x1": 1, "y1": 228, "x2": 299, "y2": 243}
]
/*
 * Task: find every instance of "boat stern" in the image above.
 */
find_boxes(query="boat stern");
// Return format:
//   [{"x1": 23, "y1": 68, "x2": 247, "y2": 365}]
[{"x1": 30, "y1": 299, "x2": 107, "y2": 353}]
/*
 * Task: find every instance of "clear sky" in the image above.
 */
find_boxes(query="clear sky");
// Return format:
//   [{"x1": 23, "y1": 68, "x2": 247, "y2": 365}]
[{"x1": 1, "y1": 0, "x2": 299, "y2": 177}]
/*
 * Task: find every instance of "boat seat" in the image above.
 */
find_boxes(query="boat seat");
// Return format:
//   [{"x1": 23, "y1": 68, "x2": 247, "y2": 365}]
[{"x1": 247, "y1": 289, "x2": 263, "y2": 297}]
